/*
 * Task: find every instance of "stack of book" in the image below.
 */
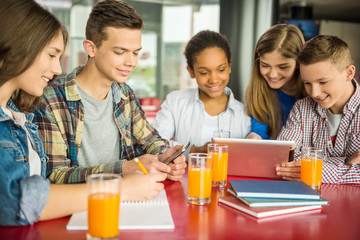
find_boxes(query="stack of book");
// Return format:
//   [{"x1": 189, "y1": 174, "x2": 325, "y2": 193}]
[{"x1": 218, "y1": 179, "x2": 329, "y2": 219}]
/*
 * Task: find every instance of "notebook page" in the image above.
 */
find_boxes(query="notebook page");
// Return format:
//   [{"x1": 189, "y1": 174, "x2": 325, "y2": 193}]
[
  {"x1": 121, "y1": 189, "x2": 168, "y2": 205},
  {"x1": 66, "y1": 190, "x2": 174, "y2": 230}
]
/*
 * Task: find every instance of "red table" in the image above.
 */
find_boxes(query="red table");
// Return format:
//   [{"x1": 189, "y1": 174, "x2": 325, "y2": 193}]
[{"x1": 1, "y1": 175, "x2": 360, "y2": 240}]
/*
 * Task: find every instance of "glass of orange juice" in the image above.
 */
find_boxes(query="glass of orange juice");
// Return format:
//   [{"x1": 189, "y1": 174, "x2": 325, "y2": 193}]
[
  {"x1": 208, "y1": 143, "x2": 228, "y2": 187},
  {"x1": 300, "y1": 147, "x2": 324, "y2": 191},
  {"x1": 188, "y1": 153, "x2": 213, "y2": 205},
  {"x1": 87, "y1": 174, "x2": 121, "y2": 240}
]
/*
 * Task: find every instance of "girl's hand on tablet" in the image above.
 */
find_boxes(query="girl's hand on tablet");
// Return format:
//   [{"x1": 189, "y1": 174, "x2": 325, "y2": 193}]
[{"x1": 246, "y1": 132, "x2": 262, "y2": 140}]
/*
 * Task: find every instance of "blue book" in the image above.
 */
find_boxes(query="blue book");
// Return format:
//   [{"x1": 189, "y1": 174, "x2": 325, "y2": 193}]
[
  {"x1": 228, "y1": 180, "x2": 321, "y2": 200},
  {"x1": 228, "y1": 188, "x2": 328, "y2": 207}
]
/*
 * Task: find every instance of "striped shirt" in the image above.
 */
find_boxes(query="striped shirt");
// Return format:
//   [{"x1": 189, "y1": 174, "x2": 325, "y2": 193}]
[
  {"x1": 34, "y1": 67, "x2": 168, "y2": 184},
  {"x1": 278, "y1": 80, "x2": 360, "y2": 184}
]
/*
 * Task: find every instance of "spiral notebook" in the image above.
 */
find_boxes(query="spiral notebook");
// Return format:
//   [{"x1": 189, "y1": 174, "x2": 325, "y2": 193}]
[{"x1": 66, "y1": 190, "x2": 174, "y2": 230}]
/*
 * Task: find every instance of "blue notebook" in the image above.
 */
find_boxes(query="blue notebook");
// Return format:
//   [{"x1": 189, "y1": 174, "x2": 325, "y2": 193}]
[
  {"x1": 228, "y1": 188, "x2": 328, "y2": 207},
  {"x1": 228, "y1": 180, "x2": 321, "y2": 200}
]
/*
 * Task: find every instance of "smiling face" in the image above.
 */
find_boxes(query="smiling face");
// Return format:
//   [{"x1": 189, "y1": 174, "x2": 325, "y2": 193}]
[
  {"x1": 90, "y1": 27, "x2": 142, "y2": 84},
  {"x1": 187, "y1": 47, "x2": 231, "y2": 100},
  {"x1": 13, "y1": 32, "x2": 64, "y2": 97},
  {"x1": 259, "y1": 50, "x2": 297, "y2": 94},
  {"x1": 300, "y1": 60, "x2": 355, "y2": 114}
]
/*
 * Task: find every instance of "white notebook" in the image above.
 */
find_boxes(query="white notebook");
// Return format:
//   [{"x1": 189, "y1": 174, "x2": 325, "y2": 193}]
[{"x1": 66, "y1": 190, "x2": 174, "y2": 230}]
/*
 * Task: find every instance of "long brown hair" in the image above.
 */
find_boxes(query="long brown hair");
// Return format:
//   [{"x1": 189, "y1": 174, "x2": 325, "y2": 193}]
[
  {"x1": 0, "y1": 0, "x2": 68, "y2": 112},
  {"x1": 245, "y1": 24, "x2": 306, "y2": 139}
]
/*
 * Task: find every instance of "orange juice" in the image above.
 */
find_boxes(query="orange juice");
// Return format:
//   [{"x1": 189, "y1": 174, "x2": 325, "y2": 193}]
[
  {"x1": 301, "y1": 158, "x2": 323, "y2": 189},
  {"x1": 88, "y1": 192, "x2": 120, "y2": 238},
  {"x1": 188, "y1": 167, "x2": 212, "y2": 199},
  {"x1": 210, "y1": 152, "x2": 228, "y2": 182}
]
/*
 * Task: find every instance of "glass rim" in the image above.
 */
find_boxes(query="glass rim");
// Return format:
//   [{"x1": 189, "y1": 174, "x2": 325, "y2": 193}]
[
  {"x1": 301, "y1": 147, "x2": 324, "y2": 153},
  {"x1": 86, "y1": 173, "x2": 121, "y2": 183},
  {"x1": 207, "y1": 143, "x2": 229, "y2": 149},
  {"x1": 189, "y1": 153, "x2": 212, "y2": 158}
]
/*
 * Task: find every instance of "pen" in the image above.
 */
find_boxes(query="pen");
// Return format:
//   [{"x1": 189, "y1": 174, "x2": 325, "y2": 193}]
[{"x1": 134, "y1": 158, "x2": 148, "y2": 175}]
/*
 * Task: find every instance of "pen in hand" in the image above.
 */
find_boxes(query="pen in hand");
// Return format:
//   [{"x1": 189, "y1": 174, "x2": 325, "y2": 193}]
[{"x1": 134, "y1": 158, "x2": 148, "y2": 175}]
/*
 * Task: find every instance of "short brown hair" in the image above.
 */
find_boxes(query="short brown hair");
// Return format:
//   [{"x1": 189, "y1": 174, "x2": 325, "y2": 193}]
[
  {"x1": 86, "y1": 0, "x2": 144, "y2": 48},
  {"x1": 298, "y1": 35, "x2": 353, "y2": 71},
  {"x1": 0, "y1": 0, "x2": 68, "y2": 112}
]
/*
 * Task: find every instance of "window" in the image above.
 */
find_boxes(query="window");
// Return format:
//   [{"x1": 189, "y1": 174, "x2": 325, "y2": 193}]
[{"x1": 37, "y1": 0, "x2": 220, "y2": 100}]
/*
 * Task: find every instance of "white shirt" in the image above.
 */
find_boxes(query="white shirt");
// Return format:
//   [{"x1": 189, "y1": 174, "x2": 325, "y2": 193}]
[{"x1": 153, "y1": 87, "x2": 251, "y2": 154}]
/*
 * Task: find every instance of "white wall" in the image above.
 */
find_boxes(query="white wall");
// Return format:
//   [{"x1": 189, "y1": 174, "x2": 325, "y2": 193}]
[{"x1": 320, "y1": 20, "x2": 360, "y2": 72}]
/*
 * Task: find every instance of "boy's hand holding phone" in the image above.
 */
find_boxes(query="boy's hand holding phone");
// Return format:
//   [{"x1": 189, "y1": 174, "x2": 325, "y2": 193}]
[
  {"x1": 160, "y1": 144, "x2": 189, "y2": 181},
  {"x1": 123, "y1": 144, "x2": 188, "y2": 181},
  {"x1": 161, "y1": 141, "x2": 191, "y2": 164}
]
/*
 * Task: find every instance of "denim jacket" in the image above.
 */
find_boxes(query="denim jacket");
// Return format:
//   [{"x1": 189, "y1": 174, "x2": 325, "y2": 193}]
[{"x1": 0, "y1": 100, "x2": 49, "y2": 226}]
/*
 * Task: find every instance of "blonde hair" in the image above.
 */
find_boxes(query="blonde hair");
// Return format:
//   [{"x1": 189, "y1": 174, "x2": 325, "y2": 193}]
[{"x1": 245, "y1": 24, "x2": 306, "y2": 139}]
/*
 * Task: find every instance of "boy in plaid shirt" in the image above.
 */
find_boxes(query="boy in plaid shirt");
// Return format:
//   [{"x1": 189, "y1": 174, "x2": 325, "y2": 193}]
[
  {"x1": 276, "y1": 35, "x2": 360, "y2": 184},
  {"x1": 35, "y1": 0, "x2": 186, "y2": 185}
]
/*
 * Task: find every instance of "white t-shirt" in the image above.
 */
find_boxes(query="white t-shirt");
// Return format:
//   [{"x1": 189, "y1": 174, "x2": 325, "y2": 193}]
[
  {"x1": 327, "y1": 110, "x2": 343, "y2": 146},
  {"x1": 200, "y1": 112, "x2": 219, "y2": 144}
]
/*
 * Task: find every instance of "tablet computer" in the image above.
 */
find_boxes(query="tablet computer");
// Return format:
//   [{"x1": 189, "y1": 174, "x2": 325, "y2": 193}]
[{"x1": 212, "y1": 138, "x2": 295, "y2": 179}]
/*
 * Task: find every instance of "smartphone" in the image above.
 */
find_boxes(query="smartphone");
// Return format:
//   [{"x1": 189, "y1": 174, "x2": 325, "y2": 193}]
[
  {"x1": 163, "y1": 141, "x2": 191, "y2": 164},
  {"x1": 288, "y1": 144, "x2": 296, "y2": 162}
]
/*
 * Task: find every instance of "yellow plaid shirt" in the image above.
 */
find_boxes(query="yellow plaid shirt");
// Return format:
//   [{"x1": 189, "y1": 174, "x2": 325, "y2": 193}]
[{"x1": 35, "y1": 67, "x2": 168, "y2": 183}]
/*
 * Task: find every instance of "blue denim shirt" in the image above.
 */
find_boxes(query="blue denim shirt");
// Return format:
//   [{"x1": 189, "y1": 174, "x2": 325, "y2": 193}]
[{"x1": 0, "y1": 100, "x2": 49, "y2": 226}]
